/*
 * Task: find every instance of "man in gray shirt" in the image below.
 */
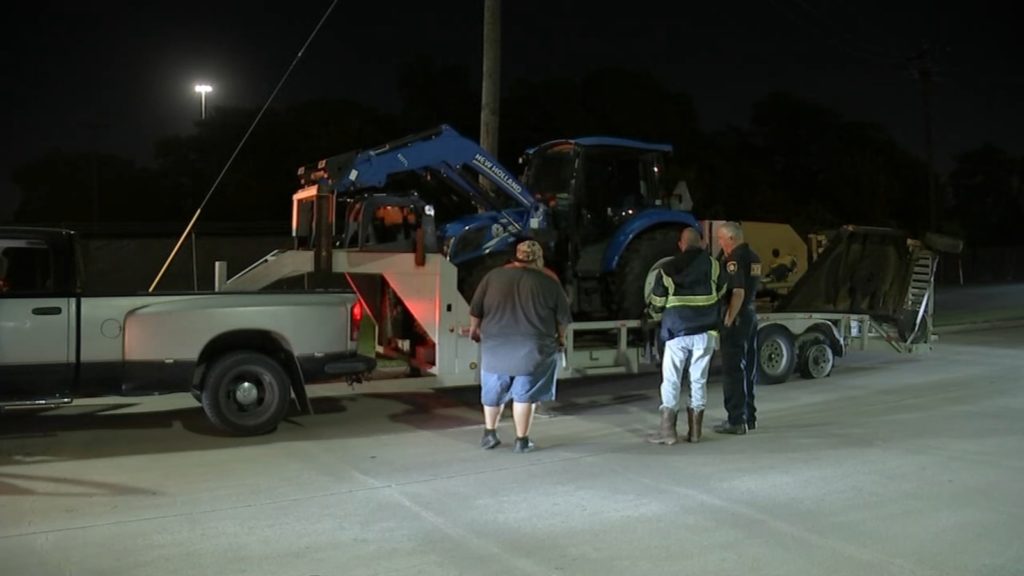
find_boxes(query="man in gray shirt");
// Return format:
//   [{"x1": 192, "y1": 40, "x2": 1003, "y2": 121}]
[{"x1": 469, "y1": 240, "x2": 572, "y2": 453}]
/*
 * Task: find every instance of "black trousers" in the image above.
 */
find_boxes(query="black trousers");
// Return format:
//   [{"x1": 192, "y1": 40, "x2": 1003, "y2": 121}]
[{"x1": 721, "y1": 311, "x2": 758, "y2": 426}]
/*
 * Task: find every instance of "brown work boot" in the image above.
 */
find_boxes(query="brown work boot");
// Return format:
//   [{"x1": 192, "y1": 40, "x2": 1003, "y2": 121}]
[
  {"x1": 647, "y1": 407, "x2": 678, "y2": 445},
  {"x1": 686, "y1": 407, "x2": 704, "y2": 443}
]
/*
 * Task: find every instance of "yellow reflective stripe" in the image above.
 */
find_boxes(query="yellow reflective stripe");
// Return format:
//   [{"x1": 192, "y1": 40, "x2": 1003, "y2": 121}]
[
  {"x1": 662, "y1": 256, "x2": 721, "y2": 308},
  {"x1": 713, "y1": 258, "x2": 729, "y2": 299},
  {"x1": 648, "y1": 270, "x2": 669, "y2": 311},
  {"x1": 666, "y1": 293, "x2": 719, "y2": 307},
  {"x1": 711, "y1": 257, "x2": 726, "y2": 298}
]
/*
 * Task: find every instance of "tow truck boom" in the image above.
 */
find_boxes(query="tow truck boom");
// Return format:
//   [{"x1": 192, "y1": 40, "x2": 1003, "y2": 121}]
[{"x1": 296, "y1": 124, "x2": 545, "y2": 233}]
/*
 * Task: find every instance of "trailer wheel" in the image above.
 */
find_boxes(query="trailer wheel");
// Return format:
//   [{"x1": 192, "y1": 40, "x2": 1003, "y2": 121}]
[
  {"x1": 201, "y1": 351, "x2": 291, "y2": 436},
  {"x1": 616, "y1": 227, "x2": 686, "y2": 319},
  {"x1": 758, "y1": 325, "x2": 795, "y2": 385},
  {"x1": 798, "y1": 342, "x2": 835, "y2": 379},
  {"x1": 795, "y1": 328, "x2": 837, "y2": 379}
]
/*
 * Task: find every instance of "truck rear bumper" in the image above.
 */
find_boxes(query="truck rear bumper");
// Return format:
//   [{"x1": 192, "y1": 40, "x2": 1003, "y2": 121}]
[{"x1": 298, "y1": 352, "x2": 377, "y2": 383}]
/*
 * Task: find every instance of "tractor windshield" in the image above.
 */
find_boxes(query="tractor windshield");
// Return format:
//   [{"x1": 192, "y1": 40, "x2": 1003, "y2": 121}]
[{"x1": 522, "y1": 146, "x2": 574, "y2": 199}]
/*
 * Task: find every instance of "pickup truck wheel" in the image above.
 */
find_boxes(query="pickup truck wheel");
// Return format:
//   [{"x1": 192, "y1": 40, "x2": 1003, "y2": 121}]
[{"x1": 201, "y1": 352, "x2": 291, "y2": 435}]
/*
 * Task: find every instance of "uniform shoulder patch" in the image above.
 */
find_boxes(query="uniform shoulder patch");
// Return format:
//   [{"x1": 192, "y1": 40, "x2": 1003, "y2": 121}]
[
  {"x1": 726, "y1": 261, "x2": 738, "y2": 274},
  {"x1": 750, "y1": 263, "x2": 762, "y2": 277}
]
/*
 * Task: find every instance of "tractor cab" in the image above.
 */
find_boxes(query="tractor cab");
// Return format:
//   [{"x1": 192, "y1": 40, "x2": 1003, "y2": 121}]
[{"x1": 521, "y1": 137, "x2": 672, "y2": 277}]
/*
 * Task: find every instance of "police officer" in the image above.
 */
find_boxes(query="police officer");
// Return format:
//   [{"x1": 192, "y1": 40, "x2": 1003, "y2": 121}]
[
  {"x1": 713, "y1": 221, "x2": 762, "y2": 434},
  {"x1": 646, "y1": 228, "x2": 726, "y2": 445}
]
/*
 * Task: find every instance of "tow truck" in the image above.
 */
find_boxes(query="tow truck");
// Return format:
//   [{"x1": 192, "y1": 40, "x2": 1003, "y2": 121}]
[{"x1": 222, "y1": 125, "x2": 961, "y2": 389}]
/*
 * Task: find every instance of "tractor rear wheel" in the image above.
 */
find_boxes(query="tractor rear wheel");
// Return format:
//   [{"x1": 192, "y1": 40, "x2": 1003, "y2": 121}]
[{"x1": 615, "y1": 228, "x2": 686, "y2": 319}]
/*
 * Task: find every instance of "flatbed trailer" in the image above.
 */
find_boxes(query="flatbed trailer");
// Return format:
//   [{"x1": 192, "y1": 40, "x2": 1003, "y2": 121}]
[{"x1": 221, "y1": 223, "x2": 959, "y2": 390}]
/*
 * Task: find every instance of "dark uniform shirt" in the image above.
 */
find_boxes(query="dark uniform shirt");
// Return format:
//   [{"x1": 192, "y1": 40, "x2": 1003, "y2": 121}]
[{"x1": 719, "y1": 243, "x2": 762, "y2": 312}]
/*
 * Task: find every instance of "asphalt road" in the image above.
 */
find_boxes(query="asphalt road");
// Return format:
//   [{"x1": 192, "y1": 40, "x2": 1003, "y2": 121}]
[{"x1": 2, "y1": 325, "x2": 1022, "y2": 576}]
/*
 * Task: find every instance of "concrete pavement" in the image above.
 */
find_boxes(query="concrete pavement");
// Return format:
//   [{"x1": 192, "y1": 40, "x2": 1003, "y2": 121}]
[{"x1": 2, "y1": 326, "x2": 1023, "y2": 576}]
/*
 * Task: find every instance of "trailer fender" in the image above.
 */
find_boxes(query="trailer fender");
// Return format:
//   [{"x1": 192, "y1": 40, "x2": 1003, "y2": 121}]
[{"x1": 758, "y1": 317, "x2": 845, "y2": 357}]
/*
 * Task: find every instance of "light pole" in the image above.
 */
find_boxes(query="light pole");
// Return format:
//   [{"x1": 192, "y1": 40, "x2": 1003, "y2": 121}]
[
  {"x1": 194, "y1": 84, "x2": 213, "y2": 119},
  {"x1": 191, "y1": 83, "x2": 213, "y2": 290}
]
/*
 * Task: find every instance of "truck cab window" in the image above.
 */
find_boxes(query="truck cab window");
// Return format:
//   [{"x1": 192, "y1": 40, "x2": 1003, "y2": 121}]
[{"x1": 0, "y1": 241, "x2": 55, "y2": 294}]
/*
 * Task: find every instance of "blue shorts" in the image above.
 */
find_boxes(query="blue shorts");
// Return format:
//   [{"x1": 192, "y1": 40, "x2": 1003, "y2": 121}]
[{"x1": 481, "y1": 353, "x2": 559, "y2": 406}]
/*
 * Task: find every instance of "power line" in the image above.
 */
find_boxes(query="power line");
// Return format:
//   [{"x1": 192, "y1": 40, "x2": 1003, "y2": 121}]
[{"x1": 149, "y1": 0, "x2": 341, "y2": 292}]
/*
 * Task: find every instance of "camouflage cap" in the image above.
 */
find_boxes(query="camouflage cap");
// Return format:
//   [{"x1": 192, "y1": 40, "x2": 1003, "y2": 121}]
[{"x1": 514, "y1": 239, "x2": 544, "y2": 263}]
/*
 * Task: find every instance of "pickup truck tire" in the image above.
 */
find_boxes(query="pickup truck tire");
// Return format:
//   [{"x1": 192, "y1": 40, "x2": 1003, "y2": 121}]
[
  {"x1": 616, "y1": 227, "x2": 686, "y2": 319},
  {"x1": 201, "y1": 351, "x2": 292, "y2": 435}
]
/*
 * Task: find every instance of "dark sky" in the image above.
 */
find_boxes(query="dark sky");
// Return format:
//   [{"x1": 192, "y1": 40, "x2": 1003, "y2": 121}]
[{"x1": 3, "y1": 0, "x2": 1022, "y2": 220}]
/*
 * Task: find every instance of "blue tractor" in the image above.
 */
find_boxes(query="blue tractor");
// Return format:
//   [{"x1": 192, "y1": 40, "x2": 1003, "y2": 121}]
[
  {"x1": 293, "y1": 125, "x2": 699, "y2": 320},
  {"x1": 519, "y1": 136, "x2": 700, "y2": 318}
]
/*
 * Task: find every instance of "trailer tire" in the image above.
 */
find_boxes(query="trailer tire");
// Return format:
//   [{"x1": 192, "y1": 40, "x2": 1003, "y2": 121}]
[
  {"x1": 616, "y1": 227, "x2": 686, "y2": 319},
  {"x1": 758, "y1": 324, "x2": 796, "y2": 385},
  {"x1": 795, "y1": 326, "x2": 838, "y2": 380},
  {"x1": 798, "y1": 342, "x2": 834, "y2": 379},
  {"x1": 201, "y1": 351, "x2": 291, "y2": 436}
]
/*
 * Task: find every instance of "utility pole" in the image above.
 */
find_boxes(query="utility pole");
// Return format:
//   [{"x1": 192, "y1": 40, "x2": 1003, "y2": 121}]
[
  {"x1": 909, "y1": 43, "x2": 938, "y2": 231},
  {"x1": 480, "y1": 0, "x2": 501, "y2": 156}
]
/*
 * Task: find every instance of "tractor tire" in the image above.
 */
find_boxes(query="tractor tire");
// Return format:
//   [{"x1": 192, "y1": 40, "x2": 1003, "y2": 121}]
[
  {"x1": 201, "y1": 351, "x2": 292, "y2": 436},
  {"x1": 615, "y1": 227, "x2": 686, "y2": 319}
]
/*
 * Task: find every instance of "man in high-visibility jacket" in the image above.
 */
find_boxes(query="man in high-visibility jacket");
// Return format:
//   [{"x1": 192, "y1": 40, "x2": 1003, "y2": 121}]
[{"x1": 646, "y1": 228, "x2": 727, "y2": 444}]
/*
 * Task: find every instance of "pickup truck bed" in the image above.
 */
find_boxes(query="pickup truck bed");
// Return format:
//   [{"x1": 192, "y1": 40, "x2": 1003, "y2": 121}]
[{"x1": 0, "y1": 227, "x2": 376, "y2": 435}]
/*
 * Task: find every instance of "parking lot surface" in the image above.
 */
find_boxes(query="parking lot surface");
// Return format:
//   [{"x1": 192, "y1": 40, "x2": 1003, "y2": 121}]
[{"x1": 2, "y1": 327, "x2": 1023, "y2": 576}]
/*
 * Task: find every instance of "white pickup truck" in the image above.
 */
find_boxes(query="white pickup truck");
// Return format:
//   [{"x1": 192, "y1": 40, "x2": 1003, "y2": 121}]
[{"x1": 0, "y1": 227, "x2": 376, "y2": 435}]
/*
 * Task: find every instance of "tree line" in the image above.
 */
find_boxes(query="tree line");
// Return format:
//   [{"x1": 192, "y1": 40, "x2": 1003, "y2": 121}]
[{"x1": 10, "y1": 66, "x2": 1023, "y2": 249}]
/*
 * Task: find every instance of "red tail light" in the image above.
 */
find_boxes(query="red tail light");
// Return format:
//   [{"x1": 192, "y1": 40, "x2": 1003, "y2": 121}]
[{"x1": 350, "y1": 300, "x2": 363, "y2": 342}]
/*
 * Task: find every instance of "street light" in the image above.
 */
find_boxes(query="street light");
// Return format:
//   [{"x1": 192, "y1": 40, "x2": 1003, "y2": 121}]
[
  {"x1": 194, "y1": 84, "x2": 213, "y2": 119},
  {"x1": 191, "y1": 83, "x2": 213, "y2": 290}
]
